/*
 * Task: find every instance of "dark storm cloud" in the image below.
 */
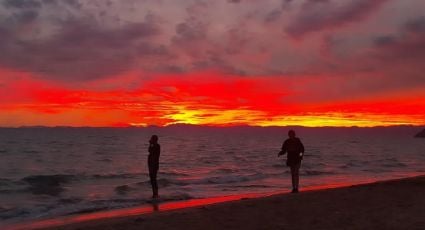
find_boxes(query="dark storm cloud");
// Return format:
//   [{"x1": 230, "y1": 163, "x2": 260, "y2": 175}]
[
  {"x1": 13, "y1": 9, "x2": 39, "y2": 24},
  {"x1": 322, "y1": 16, "x2": 425, "y2": 96},
  {"x1": 281, "y1": 0, "x2": 293, "y2": 10},
  {"x1": 171, "y1": 1, "x2": 207, "y2": 45},
  {"x1": 223, "y1": 27, "x2": 250, "y2": 55},
  {"x1": 264, "y1": 9, "x2": 282, "y2": 23},
  {"x1": 366, "y1": 17, "x2": 425, "y2": 88},
  {"x1": 175, "y1": 20, "x2": 207, "y2": 41},
  {"x1": 286, "y1": 0, "x2": 389, "y2": 38},
  {"x1": 0, "y1": 0, "x2": 423, "y2": 84},
  {"x1": 2, "y1": 0, "x2": 41, "y2": 8},
  {"x1": 405, "y1": 16, "x2": 425, "y2": 33},
  {"x1": 0, "y1": 15, "x2": 167, "y2": 81},
  {"x1": 170, "y1": 15, "x2": 247, "y2": 75},
  {"x1": 373, "y1": 35, "x2": 396, "y2": 46},
  {"x1": 192, "y1": 55, "x2": 247, "y2": 76},
  {"x1": 170, "y1": 4, "x2": 210, "y2": 59},
  {"x1": 373, "y1": 17, "x2": 425, "y2": 62},
  {"x1": 285, "y1": 13, "x2": 425, "y2": 102},
  {"x1": 2, "y1": 0, "x2": 81, "y2": 8},
  {"x1": 39, "y1": 0, "x2": 81, "y2": 8},
  {"x1": 40, "y1": 0, "x2": 57, "y2": 5}
]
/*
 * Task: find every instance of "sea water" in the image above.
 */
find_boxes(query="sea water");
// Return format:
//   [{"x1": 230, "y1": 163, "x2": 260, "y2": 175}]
[{"x1": 0, "y1": 126, "x2": 424, "y2": 225}]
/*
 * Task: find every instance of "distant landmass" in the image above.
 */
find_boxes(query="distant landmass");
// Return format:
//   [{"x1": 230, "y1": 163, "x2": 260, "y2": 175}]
[
  {"x1": 0, "y1": 124, "x2": 422, "y2": 130},
  {"x1": 415, "y1": 129, "x2": 425, "y2": 138}
]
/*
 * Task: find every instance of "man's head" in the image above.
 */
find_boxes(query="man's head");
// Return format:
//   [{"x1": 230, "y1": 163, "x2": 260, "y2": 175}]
[{"x1": 288, "y1": 130, "x2": 296, "y2": 138}]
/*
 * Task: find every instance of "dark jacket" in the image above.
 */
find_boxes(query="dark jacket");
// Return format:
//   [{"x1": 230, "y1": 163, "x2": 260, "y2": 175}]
[
  {"x1": 281, "y1": 137, "x2": 304, "y2": 166},
  {"x1": 148, "y1": 143, "x2": 160, "y2": 171}
]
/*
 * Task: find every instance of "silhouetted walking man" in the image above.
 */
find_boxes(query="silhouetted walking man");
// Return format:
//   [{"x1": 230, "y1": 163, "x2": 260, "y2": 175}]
[
  {"x1": 148, "y1": 135, "x2": 160, "y2": 198},
  {"x1": 278, "y1": 130, "x2": 304, "y2": 193}
]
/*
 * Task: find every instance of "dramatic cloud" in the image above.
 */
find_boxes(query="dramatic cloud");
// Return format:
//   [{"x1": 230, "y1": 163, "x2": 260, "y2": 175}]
[
  {"x1": 372, "y1": 16, "x2": 425, "y2": 62},
  {"x1": 0, "y1": 3, "x2": 165, "y2": 81},
  {"x1": 2, "y1": 0, "x2": 42, "y2": 9},
  {"x1": 0, "y1": 0, "x2": 424, "y2": 127},
  {"x1": 286, "y1": 0, "x2": 389, "y2": 38}
]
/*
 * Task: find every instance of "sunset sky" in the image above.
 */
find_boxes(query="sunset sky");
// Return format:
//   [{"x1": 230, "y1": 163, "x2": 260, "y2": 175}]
[{"x1": 0, "y1": 0, "x2": 424, "y2": 127}]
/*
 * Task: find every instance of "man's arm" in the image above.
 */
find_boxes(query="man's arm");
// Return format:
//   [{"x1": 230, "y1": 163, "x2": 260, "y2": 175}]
[
  {"x1": 299, "y1": 139, "x2": 305, "y2": 158},
  {"x1": 300, "y1": 140, "x2": 304, "y2": 153},
  {"x1": 278, "y1": 141, "x2": 287, "y2": 156}
]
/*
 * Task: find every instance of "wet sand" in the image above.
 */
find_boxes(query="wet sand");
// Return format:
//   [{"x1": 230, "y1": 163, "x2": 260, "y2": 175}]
[{"x1": 10, "y1": 175, "x2": 425, "y2": 230}]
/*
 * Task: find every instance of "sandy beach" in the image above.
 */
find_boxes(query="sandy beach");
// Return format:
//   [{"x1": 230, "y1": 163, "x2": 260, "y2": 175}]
[{"x1": 8, "y1": 175, "x2": 424, "y2": 230}]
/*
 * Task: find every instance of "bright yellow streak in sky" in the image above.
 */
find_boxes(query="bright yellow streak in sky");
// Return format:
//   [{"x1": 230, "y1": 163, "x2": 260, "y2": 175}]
[{"x1": 164, "y1": 107, "x2": 425, "y2": 127}]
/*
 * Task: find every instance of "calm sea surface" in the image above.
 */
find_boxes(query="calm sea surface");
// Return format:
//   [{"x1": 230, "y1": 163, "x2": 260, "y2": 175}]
[{"x1": 1, "y1": 126, "x2": 424, "y2": 225}]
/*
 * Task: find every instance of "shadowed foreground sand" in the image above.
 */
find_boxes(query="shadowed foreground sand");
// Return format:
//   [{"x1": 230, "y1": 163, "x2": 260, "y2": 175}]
[{"x1": 38, "y1": 176, "x2": 425, "y2": 230}]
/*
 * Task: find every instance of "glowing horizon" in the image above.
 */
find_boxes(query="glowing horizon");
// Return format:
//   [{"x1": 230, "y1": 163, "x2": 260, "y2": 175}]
[{"x1": 1, "y1": 70, "x2": 424, "y2": 128}]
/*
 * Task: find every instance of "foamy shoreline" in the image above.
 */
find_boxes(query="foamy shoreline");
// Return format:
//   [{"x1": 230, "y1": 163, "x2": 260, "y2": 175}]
[{"x1": 5, "y1": 175, "x2": 425, "y2": 230}]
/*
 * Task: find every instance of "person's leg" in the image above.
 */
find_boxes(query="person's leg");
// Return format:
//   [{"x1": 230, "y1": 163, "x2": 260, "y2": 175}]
[
  {"x1": 290, "y1": 165, "x2": 296, "y2": 191},
  {"x1": 152, "y1": 168, "x2": 158, "y2": 197},
  {"x1": 293, "y1": 163, "x2": 300, "y2": 190},
  {"x1": 290, "y1": 163, "x2": 301, "y2": 192},
  {"x1": 149, "y1": 168, "x2": 158, "y2": 198}
]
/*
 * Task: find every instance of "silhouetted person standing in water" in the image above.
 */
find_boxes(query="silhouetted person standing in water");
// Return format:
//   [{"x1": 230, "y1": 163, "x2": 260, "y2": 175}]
[
  {"x1": 148, "y1": 135, "x2": 160, "y2": 198},
  {"x1": 278, "y1": 130, "x2": 304, "y2": 193}
]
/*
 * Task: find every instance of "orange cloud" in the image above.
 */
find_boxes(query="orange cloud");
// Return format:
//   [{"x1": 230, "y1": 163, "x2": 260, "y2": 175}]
[{"x1": 1, "y1": 71, "x2": 424, "y2": 127}]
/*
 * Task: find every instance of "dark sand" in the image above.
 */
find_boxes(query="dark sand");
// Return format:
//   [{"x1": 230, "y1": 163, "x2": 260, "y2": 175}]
[{"x1": 10, "y1": 176, "x2": 425, "y2": 230}]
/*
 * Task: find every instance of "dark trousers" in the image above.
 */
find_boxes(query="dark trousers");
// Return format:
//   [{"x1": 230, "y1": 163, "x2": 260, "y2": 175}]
[
  {"x1": 290, "y1": 162, "x2": 301, "y2": 189},
  {"x1": 149, "y1": 166, "x2": 158, "y2": 196}
]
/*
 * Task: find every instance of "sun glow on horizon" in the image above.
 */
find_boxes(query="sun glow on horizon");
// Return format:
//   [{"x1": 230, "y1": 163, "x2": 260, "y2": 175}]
[
  {"x1": 1, "y1": 71, "x2": 425, "y2": 128},
  {"x1": 163, "y1": 107, "x2": 425, "y2": 128}
]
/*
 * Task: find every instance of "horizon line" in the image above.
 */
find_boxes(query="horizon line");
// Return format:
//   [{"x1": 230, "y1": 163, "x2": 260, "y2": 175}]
[{"x1": 0, "y1": 124, "x2": 424, "y2": 129}]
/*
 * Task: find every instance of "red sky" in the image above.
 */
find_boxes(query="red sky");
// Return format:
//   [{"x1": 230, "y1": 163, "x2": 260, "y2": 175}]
[{"x1": 0, "y1": 0, "x2": 424, "y2": 127}]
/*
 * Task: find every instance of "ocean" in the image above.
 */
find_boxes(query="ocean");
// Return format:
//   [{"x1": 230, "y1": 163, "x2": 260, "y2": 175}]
[{"x1": 0, "y1": 126, "x2": 424, "y2": 225}]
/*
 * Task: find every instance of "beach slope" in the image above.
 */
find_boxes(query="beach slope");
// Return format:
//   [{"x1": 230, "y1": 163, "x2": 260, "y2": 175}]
[{"x1": 42, "y1": 176, "x2": 425, "y2": 230}]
